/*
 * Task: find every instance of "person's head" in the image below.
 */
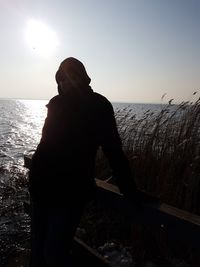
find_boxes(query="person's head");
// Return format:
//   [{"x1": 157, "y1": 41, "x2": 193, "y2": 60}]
[{"x1": 55, "y1": 57, "x2": 91, "y2": 95}]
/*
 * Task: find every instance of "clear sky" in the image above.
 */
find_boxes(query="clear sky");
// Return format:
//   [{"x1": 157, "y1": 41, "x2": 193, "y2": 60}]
[{"x1": 0, "y1": 0, "x2": 199, "y2": 103}]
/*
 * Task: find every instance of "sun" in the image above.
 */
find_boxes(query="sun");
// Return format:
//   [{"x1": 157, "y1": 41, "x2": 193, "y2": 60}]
[{"x1": 25, "y1": 19, "x2": 59, "y2": 56}]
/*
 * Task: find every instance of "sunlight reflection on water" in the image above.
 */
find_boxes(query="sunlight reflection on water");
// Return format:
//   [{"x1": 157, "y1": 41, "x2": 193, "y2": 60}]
[{"x1": 0, "y1": 99, "x2": 47, "y2": 166}]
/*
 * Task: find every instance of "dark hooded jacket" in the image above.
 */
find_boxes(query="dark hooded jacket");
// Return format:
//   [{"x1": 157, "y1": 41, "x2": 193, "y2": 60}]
[{"x1": 29, "y1": 59, "x2": 136, "y2": 205}]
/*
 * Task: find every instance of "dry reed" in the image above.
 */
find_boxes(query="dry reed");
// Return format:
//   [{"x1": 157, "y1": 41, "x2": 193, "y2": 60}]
[{"x1": 95, "y1": 98, "x2": 200, "y2": 215}]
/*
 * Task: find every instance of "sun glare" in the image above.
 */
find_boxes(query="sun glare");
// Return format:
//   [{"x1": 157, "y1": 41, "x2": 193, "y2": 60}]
[{"x1": 25, "y1": 19, "x2": 59, "y2": 56}]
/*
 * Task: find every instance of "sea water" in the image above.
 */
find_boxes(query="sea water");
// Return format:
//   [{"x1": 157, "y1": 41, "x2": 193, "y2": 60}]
[{"x1": 0, "y1": 98, "x2": 166, "y2": 170}]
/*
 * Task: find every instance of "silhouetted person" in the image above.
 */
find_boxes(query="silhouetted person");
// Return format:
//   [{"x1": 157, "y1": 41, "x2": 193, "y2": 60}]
[{"x1": 29, "y1": 57, "x2": 138, "y2": 267}]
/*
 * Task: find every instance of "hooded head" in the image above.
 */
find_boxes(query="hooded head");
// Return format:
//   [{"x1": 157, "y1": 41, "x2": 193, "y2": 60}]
[{"x1": 55, "y1": 57, "x2": 91, "y2": 95}]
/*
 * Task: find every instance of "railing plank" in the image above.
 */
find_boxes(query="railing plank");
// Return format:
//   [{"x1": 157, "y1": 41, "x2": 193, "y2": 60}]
[{"x1": 95, "y1": 179, "x2": 200, "y2": 247}]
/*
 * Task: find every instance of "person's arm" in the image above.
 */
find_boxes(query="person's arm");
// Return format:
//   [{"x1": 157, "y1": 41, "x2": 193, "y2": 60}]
[
  {"x1": 98, "y1": 100, "x2": 160, "y2": 206},
  {"x1": 99, "y1": 100, "x2": 138, "y2": 200}
]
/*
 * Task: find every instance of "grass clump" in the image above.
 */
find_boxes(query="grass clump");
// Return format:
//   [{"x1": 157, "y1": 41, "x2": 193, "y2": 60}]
[
  {"x1": 96, "y1": 97, "x2": 200, "y2": 215},
  {"x1": 0, "y1": 164, "x2": 30, "y2": 267}
]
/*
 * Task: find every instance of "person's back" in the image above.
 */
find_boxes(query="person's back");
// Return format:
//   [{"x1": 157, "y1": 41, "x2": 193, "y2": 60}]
[
  {"x1": 30, "y1": 88, "x2": 124, "y2": 202},
  {"x1": 29, "y1": 57, "x2": 137, "y2": 267}
]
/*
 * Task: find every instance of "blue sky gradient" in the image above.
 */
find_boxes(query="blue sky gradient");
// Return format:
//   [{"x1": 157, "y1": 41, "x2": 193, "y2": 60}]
[{"x1": 0, "y1": 0, "x2": 199, "y2": 103}]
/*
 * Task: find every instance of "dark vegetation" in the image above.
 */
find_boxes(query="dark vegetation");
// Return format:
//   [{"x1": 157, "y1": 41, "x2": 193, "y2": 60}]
[
  {"x1": 92, "y1": 97, "x2": 200, "y2": 266},
  {"x1": 0, "y1": 165, "x2": 30, "y2": 266},
  {"x1": 96, "y1": 97, "x2": 200, "y2": 215}
]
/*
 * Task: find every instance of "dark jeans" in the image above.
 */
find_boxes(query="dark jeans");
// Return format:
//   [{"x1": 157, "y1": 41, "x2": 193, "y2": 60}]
[{"x1": 30, "y1": 201, "x2": 85, "y2": 267}]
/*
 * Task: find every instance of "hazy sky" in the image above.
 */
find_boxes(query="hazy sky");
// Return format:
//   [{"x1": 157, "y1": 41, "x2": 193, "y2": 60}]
[{"x1": 0, "y1": 0, "x2": 199, "y2": 103}]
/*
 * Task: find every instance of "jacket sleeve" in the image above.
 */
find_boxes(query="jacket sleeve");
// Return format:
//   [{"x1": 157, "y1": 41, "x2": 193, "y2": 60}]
[{"x1": 99, "y1": 100, "x2": 138, "y2": 199}]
